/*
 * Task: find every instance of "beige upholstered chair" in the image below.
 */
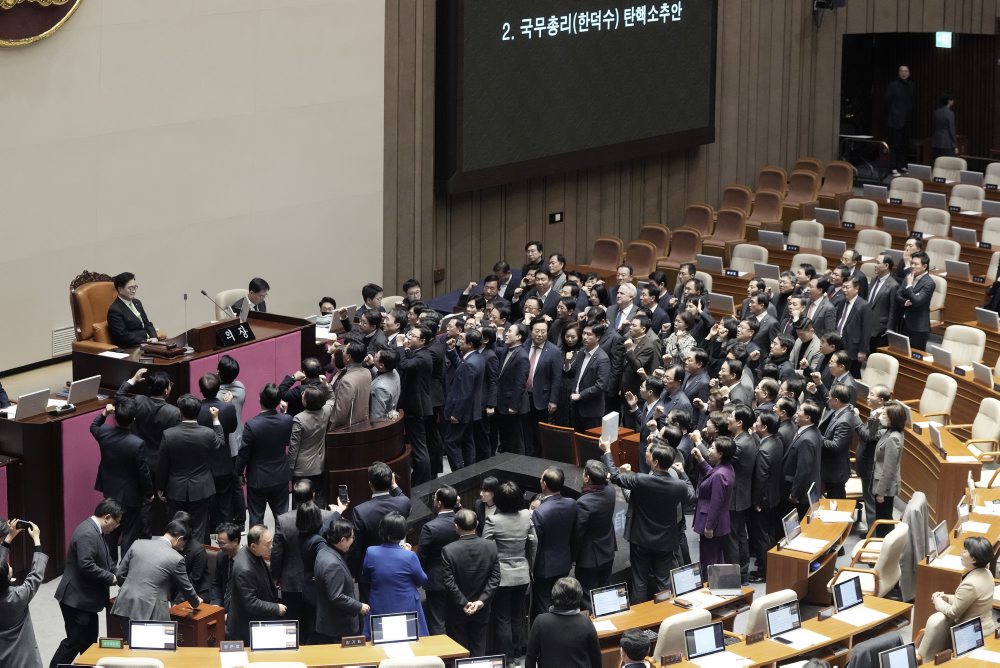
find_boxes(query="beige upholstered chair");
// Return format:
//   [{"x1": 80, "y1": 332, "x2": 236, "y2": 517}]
[
  {"x1": 381, "y1": 295, "x2": 404, "y2": 310},
  {"x1": 941, "y1": 325, "x2": 986, "y2": 367},
  {"x1": 729, "y1": 244, "x2": 768, "y2": 274},
  {"x1": 790, "y1": 252, "x2": 826, "y2": 274},
  {"x1": 950, "y1": 184, "x2": 985, "y2": 213},
  {"x1": 929, "y1": 274, "x2": 947, "y2": 327},
  {"x1": 932, "y1": 156, "x2": 967, "y2": 181},
  {"x1": 681, "y1": 203, "x2": 715, "y2": 236},
  {"x1": 842, "y1": 198, "x2": 878, "y2": 228},
  {"x1": 913, "y1": 207, "x2": 951, "y2": 238},
  {"x1": 787, "y1": 220, "x2": 824, "y2": 249},
  {"x1": 215, "y1": 288, "x2": 245, "y2": 320},
  {"x1": 982, "y1": 218, "x2": 1000, "y2": 247},
  {"x1": 888, "y1": 177, "x2": 923, "y2": 205},
  {"x1": 860, "y1": 353, "x2": 899, "y2": 392},
  {"x1": 828, "y1": 522, "x2": 908, "y2": 597},
  {"x1": 901, "y1": 373, "x2": 957, "y2": 425},
  {"x1": 944, "y1": 398, "x2": 1000, "y2": 462},
  {"x1": 761, "y1": 277, "x2": 779, "y2": 296},
  {"x1": 743, "y1": 589, "x2": 797, "y2": 637},
  {"x1": 652, "y1": 608, "x2": 712, "y2": 659},
  {"x1": 859, "y1": 262, "x2": 877, "y2": 280},
  {"x1": 854, "y1": 229, "x2": 892, "y2": 259},
  {"x1": 986, "y1": 162, "x2": 1000, "y2": 189},
  {"x1": 694, "y1": 271, "x2": 714, "y2": 293},
  {"x1": 925, "y1": 238, "x2": 961, "y2": 270}
]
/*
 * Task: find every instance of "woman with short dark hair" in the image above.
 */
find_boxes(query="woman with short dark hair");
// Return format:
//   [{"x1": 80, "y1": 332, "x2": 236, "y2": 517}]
[
  {"x1": 360, "y1": 512, "x2": 428, "y2": 638},
  {"x1": 473, "y1": 476, "x2": 500, "y2": 537},
  {"x1": 691, "y1": 435, "x2": 736, "y2": 567},
  {"x1": 524, "y1": 577, "x2": 601, "y2": 667}
]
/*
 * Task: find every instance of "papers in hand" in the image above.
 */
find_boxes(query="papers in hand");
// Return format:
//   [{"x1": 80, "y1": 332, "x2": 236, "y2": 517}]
[
  {"x1": 98, "y1": 350, "x2": 130, "y2": 359},
  {"x1": 592, "y1": 619, "x2": 617, "y2": 632},
  {"x1": 814, "y1": 510, "x2": 855, "y2": 524},
  {"x1": 381, "y1": 642, "x2": 414, "y2": 659},
  {"x1": 831, "y1": 605, "x2": 888, "y2": 627},
  {"x1": 783, "y1": 536, "x2": 829, "y2": 554}
]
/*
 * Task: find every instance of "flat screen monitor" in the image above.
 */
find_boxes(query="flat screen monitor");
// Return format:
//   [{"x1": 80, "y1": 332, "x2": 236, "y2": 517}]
[
  {"x1": 756, "y1": 230, "x2": 785, "y2": 249},
  {"x1": 765, "y1": 600, "x2": 801, "y2": 639},
  {"x1": 370, "y1": 612, "x2": 420, "y2": 645},
  {"x1": 854, "y1": 380, "x2": 870, "y2": 402},
  {"x1": 882, "y1": 216, "x2": 909, "y2": 235},
  {"x1": 249, "y1": 620, "x2": 299, "y2": 651},
  {"x1": 832, "y1": 575, "x2": 864, "y2": 613},
  {"x1": 706, "y1": 564, "x2": 741, "y2": 595},
  {"x1": 973, "y1": 362, "x2": 995, "y2": 388},
  {"x1": 863, "y1": 184, "x2": 888, "y2": 202},
  {"x1": 960, "y1": 170, "x2": 984, "y2": 187},
  {"x1": 237, "y1": 294, "x2": 251, "y2": 324},
  {"x1": 926, "y1": 344, "x2": 952, "y2": 371},
  {"x1": 708, "y1": 292, "x2": 735, "y2": 315},
  {"x1": 930, "y1": 520, "x2": 949, "y2": 558},
  {"x1": 878, "y1": 643, "x2": 918, "y2": 668},
  {"x1": 950, "y1": 617, "x2": 985, "y2": 657},
  {"x1": 781, "y1": 509, "x2": 801, "y2": 542},
  {"x1": 669, "y1": 562, "x2": 702, "y2": 597},
  {"x1": 807, "y1": 481, "x2": 821, "y2": 514},
  {"x1": 589, "y1": 582, "x2": 629, "y2": 618},
  {"x1": 455, "y1": 656, "x2": 507, "y2": 668},
  {"x1": 908, "y1": 164, "x2": 932, "y2": 180},
  {"x1": 11, "y1": 388, "x2": 52, "y2": 421},
  {"x1": 951, "y1": 226, "x2": 978, "y2": 246},
  {"x1": 814, "y1": 208, "x2": 840, "y2": 225},
  {"x1": 922, "y1": 192, "x2": 947, "y2": 210},
  {"x1": 883, "y1": 248, "x2": 904, "y2": 266},
  {"x1": 887, "y1": 330, "x2": 911, "y2": 357},
  {"x1": 684, "y1": 621, "x2": 725, "y2": 660},
  {"x1": 129, "y1": 621, "x2": 177, "y2": 651},
  {"x1": 66, "y1": 375, "x2": 102, "y2": 405},
  {"x1": 821, "y1": 239, "x2": 847, "y2": 256},
  {"x1": 695, "y1": 254, "x2": 724, "y2": 274},
  {"x1": 944, "y1": 260, "x2": 971, "y2": 280},
  {"x1": 752, "y1": 263, "x2": 780, "y2": 280},
  {"x1": 983, "y1": 199, "x2": 1000, "y2": 217},
  {"x1": 976, "y1": 307, "x2": 1000, "y2": 332}
]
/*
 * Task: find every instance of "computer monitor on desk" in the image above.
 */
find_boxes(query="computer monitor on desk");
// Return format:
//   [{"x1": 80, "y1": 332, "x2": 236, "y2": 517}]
[
  {"x1": 756, "y1": 230, "x2": 785, "y2": 249},
  {"x1": 752, "y1": 263, "x2": 780, "y2": 280},
  {"x1": 765, "y1": 600, "x2": 802, "y2": 641},
  {"x1": 250, "y1": 620, "x2": 299, "y2": 651},
  {"x1": 950, "y1": 617, "x2": 985, "y2": 657},
  {"x1": 878, "y1": 643, "x2": 918, "y2": 668},
  {"x1": 976, "y1": 307, "x2": 1000, "y2": 332},
  {"x1": 922, "y1": 192, "x2": 947, "y2": 210},
  {"x1": 708, "y1": 293, "x2": 735, "y2": 315},
  {"x1": 684, "y1": 622, "x2": 726, "y2": 661},
  {"x1": 863, "y1": 184, "x2": 888, "y2": 202},
  {"x1": 944, "y1": 260, "x2": 971, "y2": 280},
  {"x1": 695, "y1": 254, "x2": 724, "y2": 274},
  {"x1": 929, "y1": 520, "x2": 949, "y2": 561},
  {"x1": 832, "y1": 576, "x2": 864, "y2": 613},
  {"x1": 781, "y1": 509, "x2": 802, "y2": 543},
  {"x1": 7, "y1": 388, "x2": 51, "y2": 421},
  {"x1": 821, "y1": 239, "x2": 847, "y2": 256},
  {"x1": 960, "y1": 170, "x2": 985, "y2": 187},
  {"x1": 370, "y1": 611, "x2": 420, "y2": 645},
  {"x1": 670, "y1": 562, "x2": 703, "y2": 597},
  {"x1": 128, "y1": 621, "x2": 177, "y2": 651},
  {"x1": 883, "y1": 216, "x2": 909, "y2": 235},
  {"x1": 815, "y1": 208, "x2": 840, "y2": 225},
  {"x1": 589, "y1": 583, "x2": 630, "y2": 618},
  {"x1": 887, "y1": 331, "x2": 912, "y2": 357},
  {"x1": 951, "y1": 227, "x2": 978, "y2": 246},
  {"x1": 66, "y1": 374, "x2": 101, "y2": 405},
  {"x1": 908, "y1": 164, "x2": 932, "y2": 180},
  {"x1": 983, "y1": 200, "x2": 1000, "y2": 217}
]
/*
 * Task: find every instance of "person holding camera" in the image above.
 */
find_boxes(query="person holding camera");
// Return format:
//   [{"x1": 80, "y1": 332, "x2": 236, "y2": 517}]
[{"x1": 0, "y1": 518, "x2": 47, "y2": 667}]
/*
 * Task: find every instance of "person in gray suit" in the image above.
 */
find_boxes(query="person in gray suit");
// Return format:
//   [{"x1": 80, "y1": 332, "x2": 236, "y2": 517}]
[
  {"x1": 724, "y1": 404, "x2": 758, "y2": 584},
  {"x1": 226, "y1": 525, "x2": 287, "y2": 644},
  {"x1": 804, "y1": 279, "x2": 838, "y2": 338},
  {"x1": 369, "y1": 348, "x2": 401, "y2": 420},
  {"x1": 867, "y1": 253, "x2": 899, "y2": 351},
  {"x1": 819, "y1": 384, "x2": 859, "y2": 500},
  {"x1": 0, "y1": 520, "x2": 47, "y2": 668},
  {"x1": 931, "y1": 94, "x2": 958, "y2": 158},
  {"x1": 111, "y1": 520, "x2": 201, "y2": 638},
  {"x1": 894, "y1": 252, "x2": 935, "y2": 351},
  {"x1": 782, "y1": 401, "x2": 823, "y2": 518},
  {"x1": 854, "y1": 385, "x2": 893, "y2": 533},
  {"x1": 288, "y1": 382, "x2": 335, "y2": 508},
  {"x1": 157, "y1": 395, "x2": 225, "y2": 545},
  {"x1": 313, "y1": 519, "x2": 369, "y2": 644},
  {"x1": 870, "y1": 401, "x2": 906, "y2": 535},
  {"x1": 51, "y1": 499, "x2": 123, "y2": 667}
]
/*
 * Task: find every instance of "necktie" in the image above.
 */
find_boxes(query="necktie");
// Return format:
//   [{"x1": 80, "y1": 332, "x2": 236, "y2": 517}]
[
  {"x1": 837, "y1": 301, "x2": 852, "y2": 334},
  {"x1": 869, "y1": 277, "x2": 881, "y2": 301},
  {"x1": 575, "y1": 352, "x2": 590, "y2": 393},
  {"x1": 808, "y1": 301, "x2": 818, "y2": 319},
  {"x1": 526, "y1": 346, "x2": 540, "y2": 390},
  {"x1": 126, "y1": 300, "x2": 142, "y2": 322}
]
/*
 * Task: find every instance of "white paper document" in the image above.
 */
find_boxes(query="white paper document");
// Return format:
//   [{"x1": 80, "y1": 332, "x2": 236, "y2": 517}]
[
  {"x1": 784, "y1": 536, "x2": 830, "y2": 554},
  {"x1": 913, "y1": 421, "x2": 944, "y2": 429},
  {"x1": 962, "y1": 520, "x2": 992, "y2": 534},
  {"x1": 831, "y1": 605, "x2": 888, "y2": 627},
  {"x1": 689, "y1": 652, "x2": 752, "y2": 668},
  {"x1": 219, "y1": 651, "x2": 250, "y2": 668},
  {"x1": 771, "y1": 627, "x2": 830, "y2": 650},
  {"x1": 948, "y1": 455, "x2": 980, "y2": 463},
  {"x1": 592, "y1": 619, "x2": 617, "y2": 632},
  {"x1": 932, "y1": 554, "x2": 967, "y2": 571},
  {"x1": 968, "y1": 648, "x2": 1000, "y2": 663},
  {"x1": 974, "y1": 504, "x2": 1000, "y2": 516},
  {"x1": 98, "y1": 351, "x2": 130, "y2": 359},
  {"x1": 380, "y1": 642, "x2": 414, "y2": 658},
  {"x1": 683, "y1": 590, "x2": 726, "y2": 608},
  {"x1": 814, "y1": 510, "x2": 855, "y2": 524}
]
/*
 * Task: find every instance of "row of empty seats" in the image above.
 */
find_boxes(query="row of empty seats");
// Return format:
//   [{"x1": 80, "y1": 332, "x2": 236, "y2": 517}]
[{"x1": 889, "y1": 176, "x2": 991, "y2": 212}]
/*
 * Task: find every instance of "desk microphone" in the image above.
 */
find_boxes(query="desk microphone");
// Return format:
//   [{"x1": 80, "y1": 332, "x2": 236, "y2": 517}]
[
  {"x1": 200, "y1": 290, "x2": 233, "y2": 317},
  {"x1": 183, "y1": 293, "x2": 189, "y2": 350}
]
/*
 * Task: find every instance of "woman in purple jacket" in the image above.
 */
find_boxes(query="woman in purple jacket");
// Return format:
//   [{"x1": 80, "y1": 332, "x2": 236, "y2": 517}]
[{"x1": 691, "y1": 436, "x2": 735, "y2": 567}]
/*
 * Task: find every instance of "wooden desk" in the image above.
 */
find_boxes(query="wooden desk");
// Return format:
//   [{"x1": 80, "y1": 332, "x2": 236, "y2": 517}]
[
  {"x1": 919, "y1": 633, "x2": 1000, "y2": 666},
  {"x1": 76, "y1": 634, "x2": 469, "y2": 667},
  {"x1": 765, "y1": 499, "x2": 856, "y2": 606},
  {"x1": 966, "y1": 321, "x2": 1000, "y2": 366},
  {"x1": 673, "y1": 596, "x2": 912, "y2": 668},
  {"x1": 921, "y1": 177, "x2": 1000, "y2": 203},
  {"x1": 886, "y1": 348, "x2": 1000, "y2": 425}
]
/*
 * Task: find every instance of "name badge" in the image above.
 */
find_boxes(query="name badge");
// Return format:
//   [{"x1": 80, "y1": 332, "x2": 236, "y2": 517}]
[
  {"x1": 841, "y1": 221, "x2": 855, "y2": 229},
  {"x1": 933, "y1": 177, "x2": 946, "y2": 184},
  {"x1": 889, "y1": 197, "x2": 903, "y2": 205}
]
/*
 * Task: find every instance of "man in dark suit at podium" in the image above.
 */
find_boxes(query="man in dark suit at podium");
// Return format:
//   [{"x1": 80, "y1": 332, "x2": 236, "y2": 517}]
[
  {"x1": 107, "y1": 272, "x2": 158, "y2": 347},
  {"x1": 228, "y1": 276, "x2": 269, "y2": 316}
]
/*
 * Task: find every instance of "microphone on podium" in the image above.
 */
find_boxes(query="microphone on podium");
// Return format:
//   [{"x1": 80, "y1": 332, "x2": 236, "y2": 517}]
[{"x1": 201, "y1": 290, "x2": 234, "y2": 317}]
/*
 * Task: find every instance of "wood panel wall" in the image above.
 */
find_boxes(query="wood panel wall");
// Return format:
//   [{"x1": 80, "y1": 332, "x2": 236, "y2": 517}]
[{"x1": 384, "y1": 0, "x2": 1000, "y2": 296}]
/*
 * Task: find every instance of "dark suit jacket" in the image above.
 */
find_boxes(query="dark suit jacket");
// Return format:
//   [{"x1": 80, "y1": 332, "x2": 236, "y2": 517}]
[
  {"x1": 197, "y1": 398, "x2": 238, "y2": 477},
  {"x1": 157, "y1": 422, "x2": 224, "y2": 501},
  {"x1": 867, "y1": 274, "x2": 899, "y2": 338},
  {"x1": 783, "y1": 425, "x2": 822, "y2": 501},
  {"x1": 752, "y1": 434, "x2": 784, "y2": 510},
  {"x1": 226, "y1": 547, "x2": 281, "y2": 644},
  {"x1": 750, "y1": 312, "x2": 779, "y2": 351},
  {"x1": 480, "y1": 346, "x2": 500, "y2": 409},
  {"x1": 603, "y1": 452, "x2": 695, "y2": 550},
  {"x1": 272, "y1": 507, "x2": 329, "y2": 593},
  {"x1": 681, "y1": 370, "x2": 710, "y2": 404},
  {"x1": 428, "y1": 337, "x2": 447, "y2": 409},
  {"x1": 229, "y1": 296, "x2": 266, "y2": 315},
  {"x1": 444, "y1": 350, "x2": 485, "y2": 423},
  {"x1": 567, "y1": 347, "x2": 611, "y2": 418},
  {"x1": 894, "y1": 272, "x2": 935, "y2": 335},
  {"x1": 91, "y1": 412, "x2": 152, "y2": 507},
  {"x1": 116, "y1": 380, "x2": 181, "y2": 474},
  {"x1": 531, "y1": 494, "x2": 577, "y2": 578},
  {"x1": 54, "y1": 518, "x2": 116, "y2": 612},
  {"x1": 730, "y1": 431, "x2": 759, "y2": 511},
  {"x1": 278, "y1": 376, "x2": 324, "y2": 417},
  {"x1": 347, "y1": 487, "x2": 411, "y2": 576},
  {"x1": 606, "y1": 303, "x2": 638, "y2": 334},
  {"x1": 209, "y1": 550, "x2": 233, "y2": 607},
  {"x1": 849, "y1": 268, "x2": 871, "y2": 299},
  {"x1": 805, "y1": 298, "x2": 837, "y2": 337},
  {"x1": 235, "y1": 410, "x2": 294, "y2": 488},
  {"x1": 836, "y1": 297, "x2": 873, "y2": 360},
  {"x1": 314, "y1": 544, "x2": 363, "y2": 639},
  {"x1": 0, "y1": 382, "x2": 9, "y2": 408},
  {"x1": 418, "y1": 510, "x2": 459, "y2": 592},
  {"x1": 572, "y1": 485, "x2": 617, "y2": 569},
  {"x1": 441, "y1": 535, "x2": 501, "y2": 611},
  {"x1": 496, "y1": 345, "x2": 530, "y2": 415},
  {"x1": 598, "y1": 329, "x2": 626, "y2": 397},
  {"x1": 622, "y1": 333, "x2": 662, "y2": 398},
  {"x1": 526, "y1": 342, "x2": 563, "y2": 410},
  {"x1": 399, "y1": 346, "x2": 435, "y2": 417},
  {"x1": 107, "y1": 297, "x2": 157, "y2": 347},
  {"x1": 819, "y1": 406, "x2": 857, "y2": 485}
]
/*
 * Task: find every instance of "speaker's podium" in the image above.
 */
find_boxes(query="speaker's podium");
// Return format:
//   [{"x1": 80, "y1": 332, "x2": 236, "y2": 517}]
[{"x1": 106, "y1": 601, "x2": 226, "y2": 647}]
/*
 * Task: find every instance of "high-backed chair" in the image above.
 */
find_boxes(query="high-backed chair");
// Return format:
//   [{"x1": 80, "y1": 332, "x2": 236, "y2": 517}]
[
  {"x1": 537, "y1": 422, "x2": 577, "y2": 466},
  {"x1": 986, "y1": 161, "x2": 1000, "y2": 189},
  {"x1": 818, "y1": 160, "x2": 854, "y2": 202},
  {"x1": 719, "y1": 184, "x2": 753, "y2": 217},
  {"x1": 943, "y1": 397, "x2": 1000, "y2": 462},
  {"x1": 983, "y1": 218, "x2": 1000, "y2": 247},
  {"x1": 70, "y1": 271, "x2": 119, "y2": 353},
  {"x1": 790, "y1": 253, "x2": 826, "y2": 274},
  {"x1": 929, "y1": 274, "x2": 947, "y2": 328},
  {"x1": 214, "y1": 288, "x2": 245, "y2": 320},
  {"x1": 590, "y1": 236, "x2": 625, "y2": 272},
  {"x1": 379, "y1": 659, "x2": 444, "y2": 668},
  {"x1": 925, "y1": 238, "x2": 961, "y2": 271},
  {"x1": 860, "y1": 353, "x2": 899, "y2": 392},
  {"x1": 855, "y1": 229, "x2": 892, "y2": 258},
  {"x1": 651, "y1": 608, "x2": 712, "y2": 660},
  {"x1": 828, "y1": 522, "x2": 908, "y2": 597},
  {"x1": 842, "y1": 198, "x2": 878, "y2": 228},
  {"x1": 572, "y1": 430, "x2": 604, "y2": 465},
  {"x1": 638, "y1": 224, "x2": 671, "y2": 257},
  {"x1": 381, "y1": 295, "x2": 404, "y2": 310},
  {"x1": 990, "y1": 251, "x2": 1000, "y2": 282},
  {"x1": 793, "y1": 157, "x2": 823, "y2": 175},
  {"x1": 702, "y1": 208, "x2": 746, "y2": 255},
  {"x1": 743, "y1": 589, "x2": 797, "y2": 637},
  {"x1": 902, "y1": 373, "x2": 957, "y2": 424},
  {"x1": 681, "y1": 203, "x2": 715, "y2": 236},
  {"x1": 932, "y1": 155, "x2": 967, "y2": 181},
  {"x1": 761, "y1": 277, "x2": 778, "y2": 296},
  {"x1": 747, "y1": 189, "x2": 784, "y2": 230},
  {"x1": 624, "y1": 240, "x2": 658, "y2": 276},
  {"x1": 757, "y1": 166, "x2": 787, "y2": 194},
  {"x1": 658, "y1": 228, "x2": 701, "y2": 270},
  {"x1": 786, "y1": 220, "x2": 824, "y2": 249},
  {"x1": 729, "y1": 244, "x2": 768, "y2": 273},
  {"x1": 859, "y1": 262, "x2": 877, "y2": 281},
  {"x1": 913, "y1": 207, "x2": 950, "y2": 237},
  {"x1": 888, "y1": 177, "x2": 923, "y2": 205},
  {"x1": 694, "y1": 271, "x2": 713, "y2": 293},
  {"x1": 949, "y1": 184, "x2": 985, "y2": 212},
  {"x1": 784, "y1": 170, "x2": 820, "y2": 208},
  {"x1": 941, "y1": 325, "x2": 986, "y2": 367}
]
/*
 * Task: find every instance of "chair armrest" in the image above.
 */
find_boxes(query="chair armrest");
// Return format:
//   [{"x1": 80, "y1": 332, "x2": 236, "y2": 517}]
[
  {"x1": 921, "y1": 411, "x2": 951, "y2": 424},
  {"x1": 864, "y1": 519, "x2": 900, "y2": 540},
  {"x1": 834, "y1": 566, "x2": 880, "y2": 595},
  {"x1": 72, "y1": 340, "x2": 117, "y2": 354}
]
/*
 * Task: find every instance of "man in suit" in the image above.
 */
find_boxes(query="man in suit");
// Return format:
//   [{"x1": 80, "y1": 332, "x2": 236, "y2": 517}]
[
  {"x1": 789, "y1": 318, "x2": 822, "y2": 373},
  {"x1": 783, "y1": 401, "x2": 823, "y2": 518},
  {"x1": 343, "y1": 308, "x2": 390, "y2": 361},
  {"x1": 90, "y1": 399, "x2": 151, "y2": 559},
  {"x1": 209, "y1": 523, "x2": 241, "y2": 608},
  {"x1": 776, "y1": 397, "x2": 798, "y2": 450},
  {"x1": 638, "y1": 285, "x2": 669, "y2": 333},
  {"x1": 868, "y1": 253, "x2": 900, "y2": 351},
  {"x1": 809, "y1": 350, "x2": 857, "y2": 407},
  {"x1": 725, "y1": 404, "x2": 759, "y2": 584},
  {"x1": 804, "y1": 278, "x2": 838, "y2": 337},
  {"x1": 841, "y1": 250, "x2": 870, "y2": 299},
  {"x1": 749, "y1": 414, "x2": 784, "y2": 583},
  {"x1": 568, "y1": 323, "x2": 612, "y2": 431},
  {"x1": 157, "y1": 394, "x2": 225, "y2": 544},
  {"x1": 370, "y1": 348, "x2": 401, "y2": 420},
  {"x1": 331, "y1": 341, "x2": 372, "y2": 428},
  {"x1": 313, "y1": 519, "x2": 369, "y2": 644},
  {"x1": 227, "y1": 276, "x2": 269, "y2": 315},
  {"x1": 835, "y1": 277, "x2": 873, "y2": 377},
  {"x1": 739, "y1": 279, "x2": 777, "y2": 321},
  {"x1": 621, "y1": 315, "x2": 662, "y2": 407},
  {"x1": 444, "y1": 330, "x2": 486, "y2": 470},
  {"x1": 195, "y1": 373, "x2": 239, "y2": 529},
  {"x1": 681, "y1": 348, "x2": 711, "y2": 404},
  {"x1": 0, "y1": 521, "x2": 47, "y2": 667},
  {"x1": 397, "y1": 324, "x2": 435, "y2": 484},
  {"x1": 600, "y1": 438, "x2": 695, "y2": 602},
  {"x1": 347, "y1": 462, "x2": 411, "y2": 578},
  {"x1": 607, "y1": 282, "x2": 639, "y2": 334},
  {"x1": 625, "y1": 377, "x2": 666, "y2": 465},
  {"x1": 235, "y1": 383, "x2": 294, "y2": 527},
  {"x1": 827, "y1": 266, "x2": 849, "y2": 312},
  {"x1": 659, "y1": 365, "x2": 693, "y2": 420},
  {"x1": 530, "y1": 467, "x2": 577, "y2": 616},
  {"x1": 111, "y1": 520, "x2": 201, "y2": 636},
  {"x1": 572, "y1": 460, "x2": 617, "y2": 598},
  {"x1": 419, "y1": 314, "x2": 448, "y2": 479},
  {"x1": 495, "y1": 323, "x2": 530, "y2": 455},
  {"x1": 226, "y1": 524, "x2": 287, "y2": 644},
  {"x1": 278, "y1": 357, "x2": 326, "y2": 417},
  {"x1": 894, "y1": 251, "x2": 935, "y2": 351},
  {"x1": 494, "y1": 261, "x2": 518, "y2": 303},
  {"x1": 522, "y1": 318, "x2": 563, "y2": 456},
  {"x1": 51, "y1": 499, "x2": 123, "y2": 667},
  {"x1": 107, "y1": 271, "x2": 158, "y2": 347},
  {"x1": 747, "y1": 294, "x2": 779, "y2": 352},
  {"x1": 441, "y1": 509, "x2": 501, "y2": 656},
  {"x1": 819, "y1": 384, "x2": 858, "y2": 499},
  {"x1": 596, "y1": 308, "x2": 627, "y2": 406},
  {"x1": 527, "y1": 270, "x2": 561, "y2": 319},
  {"x1": 718, "y1": 359, "x2": 753, "y2": 407},
  {"x1": 419, "y1": 485, "x2": 460, "y2": 635}
]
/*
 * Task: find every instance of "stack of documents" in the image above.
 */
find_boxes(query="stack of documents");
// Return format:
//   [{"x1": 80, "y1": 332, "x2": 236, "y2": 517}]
[
  {"x1": 784, "y1": 536, "x2": 829, "y2": 554},
  {"x1": 771, "y1": 628, "x2": 830, "y2": 650},
  {"x1": 814, "y1": 510, "x2": 855, "y2": 524},
  {"x1": 831, "y1": 605, "x2": 888, "y2": 627}
]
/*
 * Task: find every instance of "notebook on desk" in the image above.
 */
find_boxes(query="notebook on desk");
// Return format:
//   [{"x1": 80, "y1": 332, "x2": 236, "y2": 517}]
[
  {"x1": 765, "y1": 600, "x2": 830, "y2": 650},
  {"x1": 590, "y1": 582, "x2": 629, "y2": 618},
  {"x1": 780, "y1": 508, "x2": 828, "y2": 553},
  {"x1": 129, "y1": 621, "x2": 177, "y2": 651},
  {"x1": 951, "y1": 617, "x2": 985, "y2": 657},
  {"x1": 250, "y1": 620, "x2": 299, "y2": 651},
  {"x1": 4, "y1": 388, "x2": 52, "y2": 421}
]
